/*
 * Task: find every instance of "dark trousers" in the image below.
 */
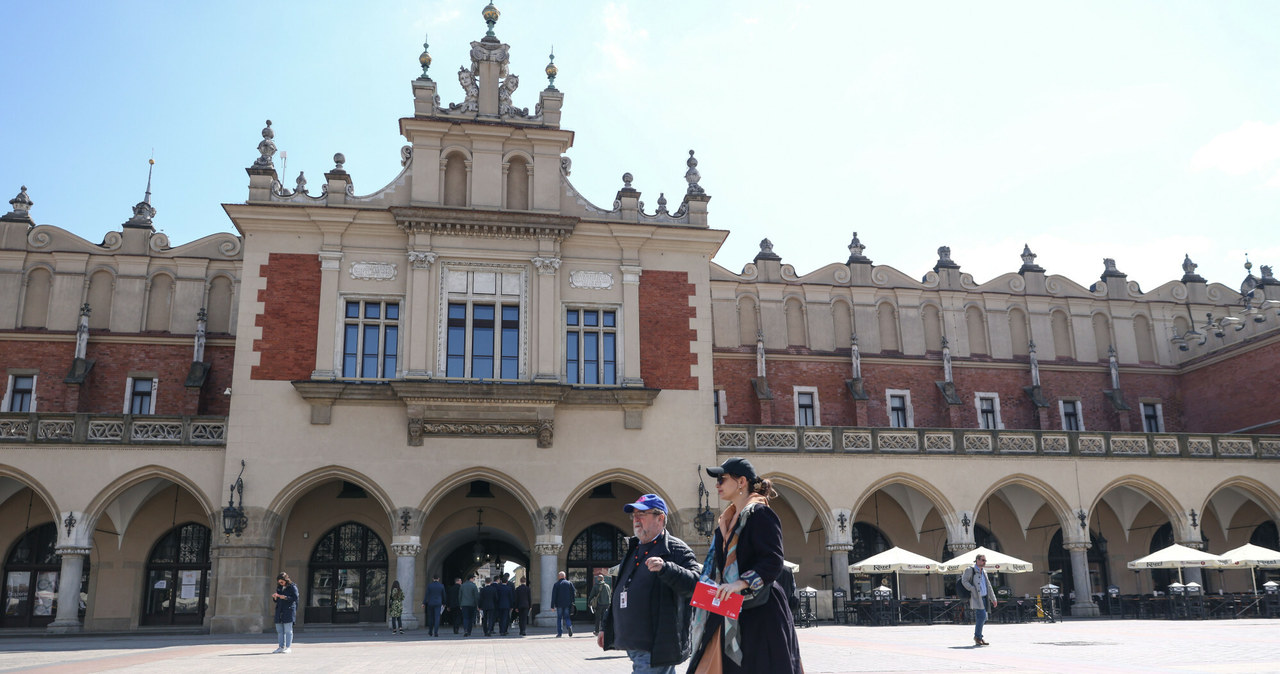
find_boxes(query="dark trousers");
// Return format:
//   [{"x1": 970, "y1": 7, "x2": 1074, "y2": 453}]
[
  {"x1": 593, "y1": 606, "x2": 607, "y2": 634},
  {"x1": 427, "y1": 604, "x2": 442, "y2": 636},
  {"x1": 449, "y1": 607, "x2": 460, "y2": 633},
  {"x1": 498, "y1": 608, "x2": 510, "y2": 635},
  {"x1": 390, "y1": 615, "x2": 402, "y2": 631},
  {"x1": 516, "y1": 607, "x2": 529, "y2": 635},
  {"x1": 460, "y1": 606, "x2": 476, "y2": 636},
  {"x1": 482, "y1": 608, "x2": 495, "y2": 635}
]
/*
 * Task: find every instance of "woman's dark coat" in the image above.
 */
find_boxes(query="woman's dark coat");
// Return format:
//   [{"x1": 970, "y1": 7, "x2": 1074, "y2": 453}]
[
  {"x1": 273, "y1": 582, "x2": 299, "y2": 624},
  {"x1": 687, "y1": 505, "x2": 802, "y2": 674}
]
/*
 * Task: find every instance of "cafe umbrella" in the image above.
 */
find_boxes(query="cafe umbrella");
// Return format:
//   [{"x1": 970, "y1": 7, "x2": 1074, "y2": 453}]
[
  {"x1": 1216, "y1": 543, "x2": 1280, "y2": 594},
  {"x1": 938, "y1": 546, "x2": 1035, "y2": 574},
  {"x1": 848, "y1": 546, "x2": 942, "y2": 600},
  {"x1": 1126, "y1": 543, "x2": 1223, "y2": 584}
]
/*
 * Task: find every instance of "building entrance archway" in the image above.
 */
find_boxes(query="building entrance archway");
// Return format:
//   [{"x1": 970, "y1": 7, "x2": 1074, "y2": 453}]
[
  {"x1": 305, "y1": 522, "x2": 388, "y2": 624},
  {"x1": 141, "y1": 523, "x2": 211, "y2": 626}
]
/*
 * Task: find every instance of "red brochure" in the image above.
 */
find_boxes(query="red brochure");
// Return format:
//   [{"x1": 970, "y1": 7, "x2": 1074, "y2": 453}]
[{"x1": 690, "y1": 580, "x2": 744, "y2": 619}]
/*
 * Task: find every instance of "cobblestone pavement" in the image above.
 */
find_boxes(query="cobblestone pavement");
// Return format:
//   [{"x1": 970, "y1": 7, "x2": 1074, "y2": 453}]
[{"x1": 1, "y1": 620, "x2": 1277, "y2": 673}]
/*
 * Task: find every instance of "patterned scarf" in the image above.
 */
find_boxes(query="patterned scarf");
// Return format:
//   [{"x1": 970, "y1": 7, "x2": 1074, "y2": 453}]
[{"x1": 691, "y1": 496, "x2": 768, "y2": 667}]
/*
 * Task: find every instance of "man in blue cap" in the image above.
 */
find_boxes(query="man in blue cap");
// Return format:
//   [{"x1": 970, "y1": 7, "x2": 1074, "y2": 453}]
[{"x1": 597, "y1": 493, "x2": 701, "y2": 674}]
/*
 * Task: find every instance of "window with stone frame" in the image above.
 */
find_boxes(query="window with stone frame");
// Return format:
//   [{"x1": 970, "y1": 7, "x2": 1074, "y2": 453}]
[
  {"x1": 974, "y1": 392, "x2": 1003, "y2": 430},
  {"x1": 564, "y1": 307, "x2": 618, "y2": 385},
  {"x1": 341, "y1": 298, "x2": 400, "y2": 379},
  {"x1": 1141, "y1": 402, "x2": 1164, "y2": 433},
  {"x1": 793, "y1": 386, "x2": 819, "y2": 426},
  {"x1": 440, "y1": 266, "x2": 526, "y2": 380},
  {"x1": 1059, "y1": 399, "x2": 1084, "y2": 431},
  {"x1": 125, "y1": 376, "x2": 158, "y2": 415},
  {"x1": 886, "y1": 389, "x2": 913, "y2": 428},
  {"x1": 3, "y1": 374, "x2": 36, "y2": 413}
]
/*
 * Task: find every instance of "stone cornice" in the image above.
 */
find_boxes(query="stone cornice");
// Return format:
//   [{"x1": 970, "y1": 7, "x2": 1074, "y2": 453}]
[{"x1": 390, "y1": 206, "x2": 578, "y2": 241}]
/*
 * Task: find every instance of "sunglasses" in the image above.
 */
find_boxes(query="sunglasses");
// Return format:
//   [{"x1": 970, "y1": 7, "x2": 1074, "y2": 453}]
[{"x1": 716, "y1": 475, "x2": 739, "y2": 485}]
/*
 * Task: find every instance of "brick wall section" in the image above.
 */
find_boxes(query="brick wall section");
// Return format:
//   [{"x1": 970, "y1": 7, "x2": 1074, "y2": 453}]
[
  {"x1": 713, "y1": 350, "x2": 1185, "y2": 431},
  {"x1": 251, "y1": 253, "x2": 321, "y2": 381},
  {"x1": 1178, "y1": 339, "x2": 1280, "y2": 433},
  {"x1": 0, "y1": 338, "x2": 234, "y2": 415},
  {"x1": 639, "y1": 271, "x2": 698, "y2": 391}
]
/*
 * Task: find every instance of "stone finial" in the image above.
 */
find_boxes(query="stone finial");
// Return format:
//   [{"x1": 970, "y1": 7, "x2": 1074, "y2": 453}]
[
  {"x1": 418, "y1": 34, "x2": 433, "y2": 80},
  {"x1": 252, "y1": 120, "x2": 277, "y2": 170},
  {"x1": 545, "y1": 49, "x2": 558, "y2": 90},
  {"x1": 294, "y1": 172, "x2": 308, "y2": 196},
  {"x1": 1101, "y1": 257, "x2": 1125, "y2": 278},
  {"x1": 1019, "y1": 243, "x2": 1044, "y2": 273},
  {"x1": 847, "y1": 231, "x2": 871, "y2": 264},
  {"x1": 656, "y1": 193, "x2": 668, "y2": 214},
  {"x1": 2, "y1": 185, "x2": 33, "y2": 223},
  {"x1": 685, "y1": 150, "x2": 705, "y2": 195},
  {"x1": 332, "y1": 153, "x2": 346, "y2": 173},
  {"x1": 934, "y1": 245, "x2": 959, "y2": 270},
  {"x1": 482, "y1": 2, "x2": 500, "y2": 40},
  {"x1": 123, "y1": 159, "x2": 157, "y2": 229},
  {"x1": 754, "y1": 237, "x2": 781, "y2": 262},
  {"x1": 622, "y1": 172, "x2": 633, "y2": 189},
  {"x1": 1180, "y1": 253, "x2": 1205, "y2": 284}
]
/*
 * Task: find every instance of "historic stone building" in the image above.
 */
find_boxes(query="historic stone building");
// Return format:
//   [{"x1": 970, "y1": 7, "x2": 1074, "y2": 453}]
[{"x1": 1, "y1": 6, "x2": 1278, "y2": 633}]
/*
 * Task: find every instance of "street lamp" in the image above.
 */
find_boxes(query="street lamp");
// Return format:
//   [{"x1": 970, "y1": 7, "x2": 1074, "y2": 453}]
[
  {"x1": 694, "y1": 466, "x2": 716, "y2": 538},
  {"x1": 221, "y1": 460, "x2": 247, "y2": 540}
]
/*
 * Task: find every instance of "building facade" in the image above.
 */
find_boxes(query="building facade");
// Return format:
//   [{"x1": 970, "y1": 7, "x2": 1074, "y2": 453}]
[{"x1": 2, "y1": 7, "x2": 1278, "y2": 633}]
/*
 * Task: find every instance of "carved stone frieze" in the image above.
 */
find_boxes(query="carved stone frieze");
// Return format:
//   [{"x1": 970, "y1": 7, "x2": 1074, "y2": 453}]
[
  {"x1": 533, "y1": 543, "x2": 562, "y2": 556},
  {"x1": 391, "y1": 206, "x2": 577, "y2": 241},
  {"x1": 390, "y1": 543, "x2": 422, "y2": 557},
  {"x1": 350, "y1": 261, "x2": 397, "y2": 281},
  {"x1": 568, "y1": 270, "x2": 613, "y2": 290}
]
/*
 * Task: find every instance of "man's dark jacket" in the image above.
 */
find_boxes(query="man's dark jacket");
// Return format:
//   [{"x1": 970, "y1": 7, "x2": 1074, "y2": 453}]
[
  {"x1": 515, "y1": 583, "x2": 532, "y2": 609},
  {"x1": 495, "y1": 581, "x2": 514, "y2": 610},
  {"x1": 445, "y1": 582, "x2": 461, "y2": 609},
  {"x1": 479, "y1": 582, "x2": 496, "y2": 610},
  {"x1": 601, "y1": 530, "x2": 701, "y2": 668}
]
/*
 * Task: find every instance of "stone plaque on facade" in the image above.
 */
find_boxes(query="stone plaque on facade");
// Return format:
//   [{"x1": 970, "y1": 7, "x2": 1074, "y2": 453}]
[
  {"x1": 569, "y1": 270, "x2": 614, "y2": 290},
  {"x1": 350, "y1": 262, "x2": 397, "y2": 281}
]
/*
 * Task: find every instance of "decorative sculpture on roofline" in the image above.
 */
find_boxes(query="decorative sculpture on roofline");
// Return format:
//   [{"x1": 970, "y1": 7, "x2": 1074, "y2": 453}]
[
  {"x1": 253, "y1": 120, "x2": 277, "y2": 170},
  {"x1": 499, "y1": 74, "x2": 529, "y2": 117},
  {"x1": 418, "y1": 34, "x2": 433, "y2": 80},
  {"x1": 2, "y1": 186, "x2": 33, "y2": 223},
  {"x1": 685, "y1": 150, "x2": 704, "y2": 195},
  {"x1": 545, "y1": 49, "x2": 558, "y2": 90},
  {"x1": 847, "y1": 232, "x2": 870, "y2": 264},
  {"x1": 453, "y1": 67, "x2": 480, "y2": 113}
]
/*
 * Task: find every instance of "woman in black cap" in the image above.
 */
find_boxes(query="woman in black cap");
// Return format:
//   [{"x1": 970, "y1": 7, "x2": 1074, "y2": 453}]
[{"x1": 687, "y1": 457, "x2": 802, "y2": 674}]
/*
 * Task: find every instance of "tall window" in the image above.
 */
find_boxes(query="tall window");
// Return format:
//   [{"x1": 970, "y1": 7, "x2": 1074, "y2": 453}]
[
  {"x1": 1142, "y1": 403, "x2": 1164, "y2": 432},
  {"x1": 974, "y1": 393, "x2": 1002, "y2": 430},
  {"x1": 125, "y1": 377, "x2": 158, "y2": 415},
  {"x1": 793, "y1": 386, "x2": 819, "y2": 426},
  {"x1": 142, "y1": 522, "x2": 211, "y2": 626},
  {"x1": 441, "y1": 268, "x2": 524, "y2": 380},
  {"x1": 1060, "y1": 400, "x2": 1083, "y2": 431},
  {"x1": 5, "y1": 375, "x2": 35, "y2": 412},
  {"x1": 887, "y1": 390, "x2": 912, "y2": 428},
  {"x1": 342, "y1": 300, "x2": 399, "y2": 379},
  {"x1": 565, "y1": 308, "x2": 617, "y2": 385},
  {"x1": 306, "y1": 522, "x2": 388, "y2": 624}
]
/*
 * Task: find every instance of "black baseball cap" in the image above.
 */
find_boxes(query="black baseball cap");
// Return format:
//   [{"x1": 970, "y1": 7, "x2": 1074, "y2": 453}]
[{"x1": 706, "y1": 457, "x2": 759, "y2": 481}]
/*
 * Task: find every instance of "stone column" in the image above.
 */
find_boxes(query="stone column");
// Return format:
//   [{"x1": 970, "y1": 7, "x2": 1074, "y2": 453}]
[
  {"x1": 1179, "y1": 539, "x2": 1204, "y2": 586},
  {"x1": 827, "y1": 543, "x2": 852, "y2": 597},
  {"x1": 619, "y1": 265, "x2": 643, "y2": 386},
  {"x1": 531, "y1": 257, "x2": 561, "y2": 382},
  {"x1": 405, "y1": 251, "x2": 437, "y2": 378},
  {"x1": 533, "y1": 543, "x2": 562, "y2": 627},
  {"x1": 311, "y1": 251, "x2": 343, "y2": 378},
  {"x1": 391, "y1": 542, "x2": 422, "y2": 630},
  {"x1": 47, "y1": 546, "x2": 90, "y2": 633},
  {"x1": 1065, "y1": 542, "x2": 1099, "y2": 617},
  {"x1": 210, "y1": 541, "x2": 275, "y2": 634}
]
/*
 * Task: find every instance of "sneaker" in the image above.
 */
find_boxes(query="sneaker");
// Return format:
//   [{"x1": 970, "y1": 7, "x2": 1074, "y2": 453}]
[
  {"x1": 272, "y1": 648, "x2": 283, "y2": 654},
  {"x1": 282, "y1": 648, "x2": 292, "y2": 653}
]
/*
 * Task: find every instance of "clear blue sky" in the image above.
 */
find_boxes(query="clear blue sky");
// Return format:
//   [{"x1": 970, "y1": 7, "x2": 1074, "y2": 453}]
[{"x1": 4, "y1": 1, "x2": 1278, "y2": 292}]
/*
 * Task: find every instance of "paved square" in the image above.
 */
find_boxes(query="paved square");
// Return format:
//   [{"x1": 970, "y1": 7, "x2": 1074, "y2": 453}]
[{"x1": 0, "y1": 619, "x2": 1275, "y2": 673}]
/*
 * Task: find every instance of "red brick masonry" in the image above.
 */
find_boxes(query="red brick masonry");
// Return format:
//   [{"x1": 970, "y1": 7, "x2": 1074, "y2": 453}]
[
  {"x1": 251, "y1": 253, "x2": 320, "y2": 381},
  {"x1": 639, "y1": 271, "x2": 698, "y2": 391}
]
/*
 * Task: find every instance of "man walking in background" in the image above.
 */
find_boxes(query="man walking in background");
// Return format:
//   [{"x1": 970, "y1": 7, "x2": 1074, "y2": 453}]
[
  {"x1": 422, "y1": 575, "x2": 445, "y2": 637},
  {"x1": 446, "y1": 577, "x2": 462, "y2": 634},
  {"x1": 961, "y1": 554, "x2": 998, "y2": 646},
  {"x1": 458, "y1": 574, "x2": 479, "y2": 637},
  {"x1": 587, "y1": 573, "x2": 612, "y2": 636},
  {"x1": 551, "y1": 571, "x2": 576, "y2": 637},
  {"x1": 515, "y1": 576, "x2": 532, "y2": 636}
]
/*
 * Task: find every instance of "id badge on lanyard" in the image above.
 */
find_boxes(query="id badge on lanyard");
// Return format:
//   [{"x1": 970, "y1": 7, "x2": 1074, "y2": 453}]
[{"x1": 619, "y1": 591, "x2": 628, "y2": 609}]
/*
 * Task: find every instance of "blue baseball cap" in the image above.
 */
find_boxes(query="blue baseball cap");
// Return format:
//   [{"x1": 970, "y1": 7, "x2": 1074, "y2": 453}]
[{"x1": 623, "y1": 494, "x2": 667, "y2": 514}]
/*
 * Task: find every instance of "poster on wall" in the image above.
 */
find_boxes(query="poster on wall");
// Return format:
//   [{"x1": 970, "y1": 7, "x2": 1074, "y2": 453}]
[{"x1": 179, "y1": 571, "x2": 200, "y2": 600}]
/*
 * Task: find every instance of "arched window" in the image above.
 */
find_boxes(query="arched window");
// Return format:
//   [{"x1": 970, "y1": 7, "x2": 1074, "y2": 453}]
[
  {"x1": 877, "y1": 303, "x2": 900, "y2": 353},
  {"x1": 566, "y1": 523, "x2": 627, "y2": 616},
  {"x1": 145, "y1": 274, "x2": 174, "y2": 332},
  {"x1": 1092, "y1": 314, "x2": 1111, "y2": 361},
  {"x1": 506, "y1": 156, "x2": 529, "y2": 210},
  {"x1": 141, "y1": 523, "x2": 211, "y2": 626},
  {"x1": 1050, "y1": 310, "x2": 1074, "y2": 360},
  {"x1": 737, "y1": 296, "x2": 758, "y2": 347},
  {"x1": 20, "y1": 268, "x2": 51, "y2": 328},
  {"x1": 87, "y1": 270, "x2": 114, "y2": 330},
  {"x1": 206, "y1": 276, "x2": 234, "y2": 334},
  {"x1": 966, "y1": 306, "x2": 988, "y2": 355},
  {"x1": 1133, "y1": 314, "x2": 1155, "y2": 363},
  {"x1": 846, "y1": 522, "x2": 892, "y2": 597},
  {"x1": 784, "y1": 298, "x2": 806, "y2": 347},
  {"x1": 2, "y1": 522, "x2": 88, "y2": 628},
  {"x1": 922, "y1": 305, "x2": 943, "y2": 352},
  {"x1": 1009, "y1": 307, "x2": 1030, "y2": 357},
  {"x1": 306, "y1": 522, "x2": 388, "y2": 624},
  {"x1": 443, "y1": 153, "x2": 468, "y2": 207}
]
